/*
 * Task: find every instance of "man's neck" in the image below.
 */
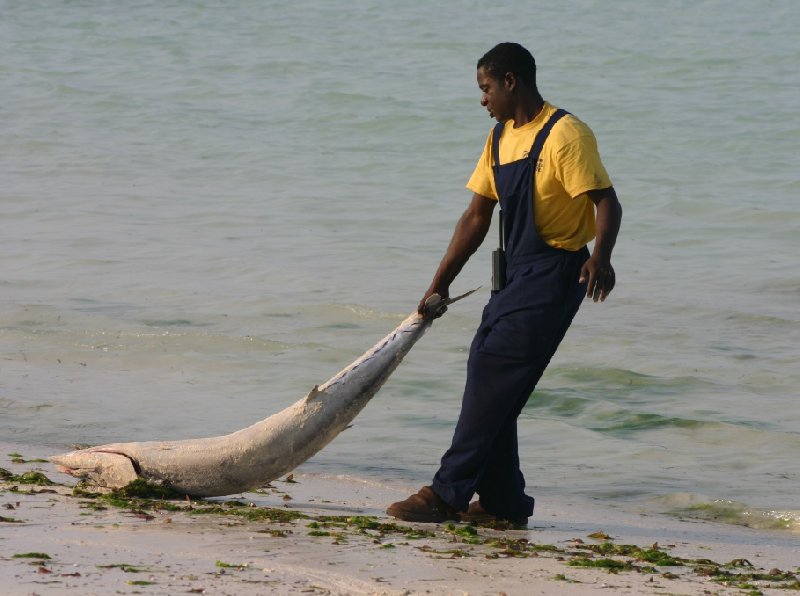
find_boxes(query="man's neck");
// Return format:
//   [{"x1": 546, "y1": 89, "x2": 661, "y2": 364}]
[{"x1": 511, "y1": 94, "x2": 545, "y2": 128}]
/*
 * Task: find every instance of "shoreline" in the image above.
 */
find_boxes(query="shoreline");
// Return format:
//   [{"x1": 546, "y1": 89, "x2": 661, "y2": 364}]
[{"x1": 2, "y1": 443, "x2": 798, "y2": 595}]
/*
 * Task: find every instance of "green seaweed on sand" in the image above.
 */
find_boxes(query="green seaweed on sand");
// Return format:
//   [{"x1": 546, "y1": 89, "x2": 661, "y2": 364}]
[
  {"x1": 221, "y1": 499, "x2": 247, "y2": 507},
  {"x1": 587, "y1": 530, "x2": 611, "y2": 540},
  {"x1": 13, "y1": 552, "x2": 52, "y2": 560},
  {"x1": 553, "y1": 573, "x2": 580, "y2": 583},
  {"x1": 0, "y1": 469, "x2": 55, "y2": 486},
  {"x1": 482, "y1": 540, "x2": 529, "y2": 558},
  {"x1": 103, "y1": 492, "x2": 182, "y2": 513},
  {"x1": 113, "y1": 478, "x2": 183, "y2": 500},
  {"x1": 258, "y1": 528, "x2": 290, "y2": 537},
  {"x1": 483, "y1": 537, "x2": 559, "y2": 558},
  {"x1": 337, "y1": 515, "x2": 382, "y2": 530},
  {"x1": 188, "y1": 503, "x2": 308, "y2": 523},
  {"x1": 71, "y1": 483, "x2": 101, "y2": 498},
  {"x1": 444, "y1": 522, "x2": 481, "y2": 544},
  {"x1": 80, "y1": 500, "x2": 108, "y2": 511},
  {"x1": 49, "y1": 482, "x2": 800, "y2": 590},
  {"x1": 215, "y1": 560, "x2": 248, "y2": 570},
  {"x1": 417, "y1": 545, "x2": 472, "y2": 558},
  {"x1": 316, "y1": 531, "x2": 347, "y2": 544},
  {"x1": 7, "y1": 453, "x2": 48, "y2": 464},
  {"x1": 558, "y1": 542, "x2": 800, "y2": 588},
  {"x1": 97, "y1": 563, "x2": 155, "y2": 573},
  {"x1": 568, "y1": 557, "x2": 633, "y2": 572},
  {"x1": 311, "y1": 515, "x2": 435, "y2": 540},
  {"x1": 1, "y1": 515, "x2": 22, "y2": 523},
  {"x1": 574, "y1": 541, "x2": 689, "y2": 567},
  {"x1": 634, "y1": 547, "x2": 687, "y2": 567},
  {"x1": 696, "y1": 565, "x2": 800, "y2": 591},
  {"x1": 73, "y1": 480, "x2": 186, "y2": 513}
]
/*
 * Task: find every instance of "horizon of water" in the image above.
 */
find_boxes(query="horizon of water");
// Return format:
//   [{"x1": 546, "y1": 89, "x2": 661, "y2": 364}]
[{"x1": 2, "y1": 1, "x2": 798, "y2": 532}]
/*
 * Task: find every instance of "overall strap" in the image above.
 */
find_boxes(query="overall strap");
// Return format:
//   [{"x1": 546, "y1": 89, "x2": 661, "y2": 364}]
[
  {"x1": 528, "y1": 108, "x2": 569, "y2": 167},
  {"x1": 491, "y1": 122, "x2": 506, "y2": 254},
  {"x1": 491, "y1": 108, "x2": 569, "y2": 169},
  {"x1": 491, "y1": 121, "x2": 505, "y2": 168}
]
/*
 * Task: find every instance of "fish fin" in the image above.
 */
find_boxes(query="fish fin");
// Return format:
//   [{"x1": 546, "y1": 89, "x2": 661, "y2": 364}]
[
  {"x1": 445, "y1": 286, "x2": 482, "y2": 306},
  {"x1": 305, "y1": 385, "x2": 321, "y2": 402},
  {"x1": 423, "y1": 286, "x2": 482, "y2": 320}
]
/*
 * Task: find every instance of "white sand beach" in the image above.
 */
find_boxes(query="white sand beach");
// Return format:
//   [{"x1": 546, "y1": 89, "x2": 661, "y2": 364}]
[{"x1": 1, "y1": 444, "x2": 797, "y2": 595}]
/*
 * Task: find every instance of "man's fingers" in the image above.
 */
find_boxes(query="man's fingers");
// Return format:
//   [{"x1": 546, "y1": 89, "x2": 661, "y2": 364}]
[
  {"x1": 595, "y1": 270, "x2": 615, "y2": 302},
  {"x1": 581, "y1": 260, "x2": 615, "y2": 302},
  {"x1": 601, "y1": 274, "x2": 615, "y2": 301},
  {"x1": 593, "y1": 278, "x2": 603, "y2": 302},
  {"x1": 585, "y1": 270, "x2": 597, "y2": 298}
]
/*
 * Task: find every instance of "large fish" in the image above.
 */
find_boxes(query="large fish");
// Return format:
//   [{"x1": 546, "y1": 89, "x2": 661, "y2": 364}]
[{"x1": 51, "y1": 290, "x2": 477, "y2": 496}]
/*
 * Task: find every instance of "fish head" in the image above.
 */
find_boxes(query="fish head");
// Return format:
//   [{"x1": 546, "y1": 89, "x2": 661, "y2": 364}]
[{"x1": 50, "y1": 449, "x2": 139, "y2": 490}]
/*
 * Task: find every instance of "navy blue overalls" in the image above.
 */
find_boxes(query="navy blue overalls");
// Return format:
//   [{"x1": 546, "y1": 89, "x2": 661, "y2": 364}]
[{"x1": 432, "y1": 110, "x2": 589, "y2": 519}]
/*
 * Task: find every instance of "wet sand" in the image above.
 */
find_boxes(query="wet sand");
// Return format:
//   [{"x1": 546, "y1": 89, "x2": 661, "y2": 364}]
[{"x1": 1, "y1": 443, "x2": 798, "y2": 595}]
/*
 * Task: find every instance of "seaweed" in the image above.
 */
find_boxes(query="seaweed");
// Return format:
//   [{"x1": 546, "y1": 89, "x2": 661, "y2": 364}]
[
  {"x1": 113, "y1": 478, "x2": 182, "y2": 500},
  {"x1": 188, "y1": 504, "x2": 308, "y2": 523},
  {"x1": 444, "y1": 522, "x2": 482, "y2": 544},
  {"x1": 49, "y1": 480, "x2": 799, "y2": 591},
  {"x1": 568, "y1": 557, "x2": 633, "y2": 572},
  {"x1": 13, "y1": 552, "x2": 52, "y2": 560},
  {"x1": 1, "y1": 470, "x2": 55, "y2": 486},
  {"x1": 215, "y1": 560, "x2": 248, "y2": 569},
  {"x1": 97, "y1": 563, "x2": 154, "y2": 573},
  {"x1": 7, "y1": 453, "x2": 48, "y2": 464}
]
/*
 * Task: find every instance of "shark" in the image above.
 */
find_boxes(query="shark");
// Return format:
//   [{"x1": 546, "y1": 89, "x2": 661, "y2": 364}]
[{"x1": 50, "y1": 290, "x2": 477, "y2": 497}]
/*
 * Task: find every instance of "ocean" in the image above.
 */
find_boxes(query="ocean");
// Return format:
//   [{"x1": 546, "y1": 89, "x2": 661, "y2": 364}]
[{"x1": 2, "y1": 0, "x2": 798, "y2": 532}]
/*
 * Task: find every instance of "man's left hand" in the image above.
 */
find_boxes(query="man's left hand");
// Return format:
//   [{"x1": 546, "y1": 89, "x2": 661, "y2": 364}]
[{"x1": 579, "y1": 256, "x2": 615, "y2": 302}]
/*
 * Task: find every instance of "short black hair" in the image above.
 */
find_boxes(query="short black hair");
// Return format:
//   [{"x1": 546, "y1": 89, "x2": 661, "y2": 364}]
[{"x1": 477, "y1": 42, "x2": 537, "y2": 88}]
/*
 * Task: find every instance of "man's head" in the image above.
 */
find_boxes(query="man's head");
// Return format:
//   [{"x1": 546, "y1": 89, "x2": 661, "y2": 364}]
[
  {"x1": 477, "y1": 42, "x2": 537, "y2": 89},
  {"x1": 476, "y1": 43, "x2": 539, "y2": 122}
]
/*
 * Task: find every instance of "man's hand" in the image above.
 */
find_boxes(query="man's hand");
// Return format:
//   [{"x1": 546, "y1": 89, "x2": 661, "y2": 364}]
[
  {"x1": 579, "y1": 256, "x2": 615, "y2": 302},
  {"x1": 582, "y1": 187, "x2": 622, "y2": 303},
  {"x1": 418, "y1": 286, "x2": 450, "y2": 316},
  {"x1": 417, "y1": 286, "x2": 450, "y2": 319}
]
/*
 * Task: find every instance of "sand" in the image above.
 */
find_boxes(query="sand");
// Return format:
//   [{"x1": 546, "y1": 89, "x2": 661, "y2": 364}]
[{"x1": 1, "y1": 443, "x2": 798, "y2": 595}]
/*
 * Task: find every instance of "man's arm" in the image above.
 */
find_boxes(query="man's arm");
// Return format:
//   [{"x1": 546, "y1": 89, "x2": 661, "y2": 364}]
[
  {"x1": 580, "y1": 186, "x2": 622, "y2": 302},
  {"x1": 418, "y1": 192, "x2": 497, "y2": 314}
]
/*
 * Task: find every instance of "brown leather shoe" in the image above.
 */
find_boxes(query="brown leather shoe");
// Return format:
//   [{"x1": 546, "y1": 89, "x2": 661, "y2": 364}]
[
  {"x1": 459, "y1": 501, "x2": 528, "y2": 527},
  {"x1": 386, "y1": 486, "x2": 459, "y2": 523}
]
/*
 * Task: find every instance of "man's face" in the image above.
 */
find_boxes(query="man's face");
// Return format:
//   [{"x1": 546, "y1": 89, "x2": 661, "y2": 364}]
[{"x1": 477, "y1": 66, "x2": 513, "y2": 122}]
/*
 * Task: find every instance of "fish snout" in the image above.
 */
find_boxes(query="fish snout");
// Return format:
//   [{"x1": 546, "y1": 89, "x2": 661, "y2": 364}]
[{"x1": 50, "y1": 449, "x2": 139, "y2": 489}]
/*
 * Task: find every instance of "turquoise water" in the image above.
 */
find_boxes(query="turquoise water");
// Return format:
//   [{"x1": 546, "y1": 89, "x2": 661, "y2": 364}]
[{"x1": 2, "y1": 1, "x2": 798, "y2": 530}]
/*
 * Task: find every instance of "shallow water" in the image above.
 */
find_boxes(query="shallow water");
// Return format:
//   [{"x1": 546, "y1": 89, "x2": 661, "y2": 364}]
[{"x1": 2, "y1": 0, "x2": 798, "y2": 530}]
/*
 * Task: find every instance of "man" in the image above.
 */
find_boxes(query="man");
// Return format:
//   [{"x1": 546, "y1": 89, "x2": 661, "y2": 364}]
[{"x1": 387, "y1": 42, "x2": 622, "y2": 526}]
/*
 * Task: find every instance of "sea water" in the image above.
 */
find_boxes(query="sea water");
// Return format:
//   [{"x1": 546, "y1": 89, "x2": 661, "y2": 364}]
[{"x1": 2, "y1": 0, "x2": 798, "y2": 531}]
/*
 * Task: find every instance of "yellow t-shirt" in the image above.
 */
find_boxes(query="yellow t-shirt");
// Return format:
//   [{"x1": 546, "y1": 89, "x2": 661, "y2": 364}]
[{"x1": 466, "y1": 102, "x2": 611, "y2": 251}]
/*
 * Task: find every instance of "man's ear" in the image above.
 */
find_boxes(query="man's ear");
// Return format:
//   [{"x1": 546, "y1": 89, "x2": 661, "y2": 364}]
[{"x1": 504, "y1": 71, "x2": 517, "y2": 92}]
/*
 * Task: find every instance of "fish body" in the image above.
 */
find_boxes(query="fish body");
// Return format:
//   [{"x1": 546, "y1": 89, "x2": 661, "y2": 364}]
[{"x1": 51, "y1": 292, "x2": 474, "y2": 496}]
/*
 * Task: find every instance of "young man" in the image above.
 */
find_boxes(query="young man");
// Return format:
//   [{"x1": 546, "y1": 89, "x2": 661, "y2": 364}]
[{"x1": 387, "y1": 42, "x2": 622, "y2": 525}]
